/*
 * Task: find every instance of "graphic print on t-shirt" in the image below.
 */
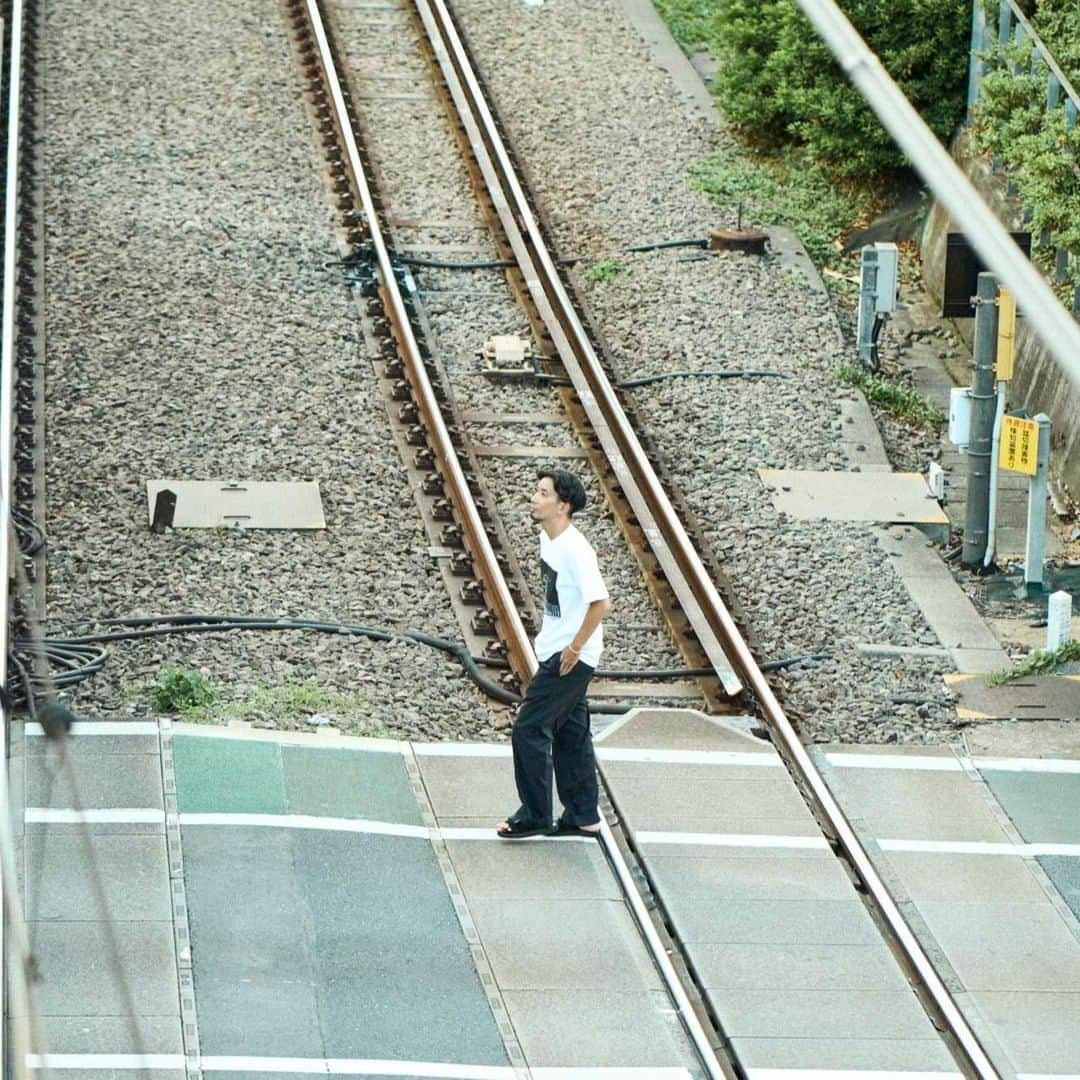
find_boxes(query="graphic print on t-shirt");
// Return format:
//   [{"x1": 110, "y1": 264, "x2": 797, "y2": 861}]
[{"x1": 540, "y1": 558, "x2": 560, "y2": 617}]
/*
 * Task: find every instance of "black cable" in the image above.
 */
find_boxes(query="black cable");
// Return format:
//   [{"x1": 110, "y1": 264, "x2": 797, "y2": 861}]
[
  {"x1": 330, "y1": 237, "x2": 711, "y2": 274},
  {"x1": 11, "y1": 614, "x2": 829, "y2": 717},
  {"x1": 617, "y1": 369, "x2": 787, "y2": 389},
  {"x1": 13, "y1": 509, "x2": 46, "y2": 555}
]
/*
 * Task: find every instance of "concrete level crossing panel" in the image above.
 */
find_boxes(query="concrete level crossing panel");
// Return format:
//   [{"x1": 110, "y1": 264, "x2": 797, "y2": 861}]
[
  {"x1": 821, "y1": 745, "x2": 1080, "y2": 1076},
  {"x1": 412, "y1": 743, "x2": 702, "y2": 1075},
  {"x1": 19, "y1": 720, "x2": 183, "y2": 1066},
  {"x1": 598, "y1": 710, "x2": 961, "y2": 1076},
  {"x1": 171, "y1": 730, "x2": 510, "y2": 1073}
]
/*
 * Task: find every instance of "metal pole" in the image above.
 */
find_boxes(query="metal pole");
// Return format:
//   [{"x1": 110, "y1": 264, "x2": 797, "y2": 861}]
[
  {"x1": 856, "y1": 245, "x2": 879, "y2": 368},
  {"x1": 967, "y1": 0, "x2": 987, "y2": 116},
  {"x1": 963, "y1": 274, "x2": 999, "y2": 567},
  {"x1": 1025, "y1": 414, "x2": 1052, "y2": 591},
  {"x1": 983, "y1": 379, "x2": 1007, "y2": 568}
]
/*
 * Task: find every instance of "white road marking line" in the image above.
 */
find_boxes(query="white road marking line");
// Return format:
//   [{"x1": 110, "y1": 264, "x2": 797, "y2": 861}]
[
  {"x1": 746, "y1": 1072, "x2": 962, "y2": 1079},
  {"x1": 24, "y1": 808, "x2": 165, "y2": 824},
  {"x1": 597, "y1": 748, "x2": 781, "y2": 766},
  {"x1": 636, "y1": 831, "x2": 831, "y2": 850},
  {"x1": 24, "y1": 721, "x2": 159, "y2": 737},
  {"x1": 880, "y1": 838, "x2": 1080, "y2": 857},
  {"x1": 172, "y1": 722, "x2": 407, "y2": 751},
  {"x1": 824, "y1": 752, "x2": 964, "y2": 771},
  {"x1": 178, "y1": 813, "x2": 430, "y2": 839},
  {"x1": 203, "y1": 1058, "x2": 517, "y2": 1078},
  {"x1": 974, "y1": 756, "x2": 1080, "y2": 774},
  {"x1": 439, "y1": 827, "x2": 594, "y2": 843},
  {"x1": 532, "y1": 1071, "x2": 694, "y2": 1078},
  {"x1": 413, "y1": 743, "x2": 511, "y2": 757},
  {"x1": 27, "y1": 1054, "x2": 185, "y2": 1069}
]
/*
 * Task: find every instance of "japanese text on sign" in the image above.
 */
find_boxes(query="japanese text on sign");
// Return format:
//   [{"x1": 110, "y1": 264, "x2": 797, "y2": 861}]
[{"x1": 999, "y1": 415, "x2": 1039, "y2": 476}]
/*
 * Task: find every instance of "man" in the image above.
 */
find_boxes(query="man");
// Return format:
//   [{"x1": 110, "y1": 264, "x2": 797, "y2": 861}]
[{"x1": 496, "y1": 469, "x2": 610, "y2": 839}]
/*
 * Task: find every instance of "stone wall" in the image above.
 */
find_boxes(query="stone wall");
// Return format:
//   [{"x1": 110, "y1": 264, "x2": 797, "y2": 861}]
[{"x1": 920, "y1": 127, "x2": 1080, "y2": 503}]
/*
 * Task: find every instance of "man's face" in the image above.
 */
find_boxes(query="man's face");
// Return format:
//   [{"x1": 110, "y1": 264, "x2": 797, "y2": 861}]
[{"x1": 530, "y1": 476, "x2": 567, "y2": 523}]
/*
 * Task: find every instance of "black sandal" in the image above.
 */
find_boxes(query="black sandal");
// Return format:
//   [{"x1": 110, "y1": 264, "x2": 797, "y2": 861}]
[
  {"x1": 550, "y1": 814, "x2": 601, "y2": 838},
  {"x1": 496, "y1": 814, "x2": 551, "y2": 840}
]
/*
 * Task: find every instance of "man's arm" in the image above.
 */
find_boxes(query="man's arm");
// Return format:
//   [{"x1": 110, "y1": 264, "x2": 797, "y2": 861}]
[{"x1": 559, "y1": 597, "x2": 611, "y2": 675}]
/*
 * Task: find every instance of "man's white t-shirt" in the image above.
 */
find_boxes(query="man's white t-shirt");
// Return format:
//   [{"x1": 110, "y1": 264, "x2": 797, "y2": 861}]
[{"x1": 534, "y1": 524, "x2": 608, "y2": 667}]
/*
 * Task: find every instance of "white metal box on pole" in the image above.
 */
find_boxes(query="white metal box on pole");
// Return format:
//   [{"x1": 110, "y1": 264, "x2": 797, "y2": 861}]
[{"x1": 874, "y1": 242, "x2": 900, "y2": 313}]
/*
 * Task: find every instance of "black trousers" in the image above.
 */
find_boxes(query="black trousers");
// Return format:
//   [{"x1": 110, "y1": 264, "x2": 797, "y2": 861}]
[{"x1": 511, "y1": 651, "x2": 599, "y2": 827}]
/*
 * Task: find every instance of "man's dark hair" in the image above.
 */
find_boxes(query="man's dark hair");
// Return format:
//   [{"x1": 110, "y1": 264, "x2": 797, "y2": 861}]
[{"x1": 539, "y1": 469, "x2": 586, "y2": 515}]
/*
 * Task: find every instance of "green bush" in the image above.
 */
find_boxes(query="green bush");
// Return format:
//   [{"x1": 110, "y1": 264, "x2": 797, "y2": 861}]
[
  {"x1": 682, "y1": 0, "x2": 970, "y2": 179},
  {"x1": 153, "y1": 668, "x2": 217, "y2": 713},
  {"x1": 971, "y1": 29, "x2": 1080, "y2": 282}
]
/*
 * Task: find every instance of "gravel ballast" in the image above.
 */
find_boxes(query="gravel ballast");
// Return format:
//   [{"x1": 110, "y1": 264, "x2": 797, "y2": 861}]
[
  {"x1": 43, "y1": 0, "x2": 497, "y2": 737},
  {"x1": 439, "y1": 0, "x2": 963, "y2": 742}
]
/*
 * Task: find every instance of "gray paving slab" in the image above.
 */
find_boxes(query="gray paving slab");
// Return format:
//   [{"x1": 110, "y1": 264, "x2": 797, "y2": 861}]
[
  {"x1": 710, "y1": 988, "x2": 941, "y2": 1040},
  {"x1": 468, "y1": 898, "x2": 662, "y2": 992},
  {"x1": 647, "y1": 852, "x2": 853, "y2": 900},
  {"x1": 415, "y1": 754, "x2": 517, "y2": 819},
  {"x1": 30, "y1": 920, "x2": 180, "y2": 1018},
  {"x1": 610, "y1": 773, "x2": 809, "y2": 818},
  {"x1": 970, "y1": 990, "x2": 1080, "y2": 1074},
  {"x1": 599, "y1": 758, "x2": 782, "y2": 781},
  {"x1": 1039, "y1": 855, "x2": 1080, "y2": 919},
  {"x1": 24, "y1": 834, "x2": 172, "y2": 921},
  {"x1": 884, "y1": 850, "x2": 1048, "y2": 902},
  {"x1": 41, "y1": 1015, "x2": 184, "y2": 1055},
  {"x1": 667, "y1": 896, "x2": 884, "y2": 946},
  {"x1": 980, "y1": 768, "x2": 1080, "y2": 842},
  {"x1": 637, "y1": 837, "x2": 830, "y2": 859},
  {"x1": 25, "y1": 753, "x2": 164, "y2": 810},
  {"x1": 290, "y1": 831, "x2": 507, "y2": 1064},
  {"x1": 445, "y1": 838, "x2": 620, "y2": 900},
  {"x1": 281, "y1": 744, "x2": 423, "y2": 825},
  {"x1": 596, "y1": 708, "x2": 767, "y2": 751},
  {"x1": 501, "y1": 989, "x2": 693, "y2": 1068},
  {"x1": 25, "y1": 731, "x2": 161, "y2": 756},
  {"x1": 917, "y1": 901, "x2": 1080, "y2": 991},
  {"x1": 690, "y1": 941, "x2": 913, "y2": 992},
  {"x1": 730, "y1": 1036, "x2": 961, "y2": 1073},
  {"x1": 32, "y1": 1072, "x2": 183, "y2": 1080},
  {"x1": 825, "y1": 767, "x2": 1008, "y2": 842},
  {"x1": 182, "y1": 826, "x2": 323, "y2": 1057}
]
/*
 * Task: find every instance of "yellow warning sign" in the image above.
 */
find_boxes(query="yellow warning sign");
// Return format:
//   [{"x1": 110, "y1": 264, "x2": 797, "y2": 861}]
[
  {"x1": 996, "y1": 288, "x2": 1016, "y2": 380},
  {"x1": 1000, "y1": 414, "x2": 1039, "y2": 475}
]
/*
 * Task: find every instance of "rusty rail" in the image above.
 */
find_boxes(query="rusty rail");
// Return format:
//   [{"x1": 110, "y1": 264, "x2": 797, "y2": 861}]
[{"x1": 300, "y1": 0, "x2": 535, "y2": 686}]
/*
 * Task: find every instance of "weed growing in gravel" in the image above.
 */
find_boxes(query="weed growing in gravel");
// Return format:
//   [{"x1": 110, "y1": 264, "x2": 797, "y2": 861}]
[
  {"x1": 153, "y1": 668, "x2": 217, "y2": 714},
  {"x1": 988, "y1": 641, "x2": 1080, "y2": 686},
  {"x1": 836, "y1": 363, "x2": 945, "y2": 428},
  {"x1": 688, "y1": 142, "x2": 878, "y2": 268},
  {"x1": 174, "y1": 680, "x2": 383, "y2": 732},
  {"x1": 583, "y1": 259, "x2": 624, "y2": 284}
]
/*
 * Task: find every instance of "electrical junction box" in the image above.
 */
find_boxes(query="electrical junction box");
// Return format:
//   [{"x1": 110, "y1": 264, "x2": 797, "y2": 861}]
[
  {"x1": 949, "y1": 386, "x2": 973, "y2": 450},
  {"x1": 927, "y1": 461, "x2": 945, "y2": 501},
  {"x1": 482, "y1": 334, "x2": 528, "y2": 370},
  {"x1": 874, "y1": 242, "x2": 899, "y2": 313}
]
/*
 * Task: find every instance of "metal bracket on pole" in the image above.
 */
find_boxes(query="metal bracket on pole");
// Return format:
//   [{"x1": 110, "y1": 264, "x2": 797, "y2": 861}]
[{"x1": 1024, "y1": 413, "x2": 1052, "y2": 594}]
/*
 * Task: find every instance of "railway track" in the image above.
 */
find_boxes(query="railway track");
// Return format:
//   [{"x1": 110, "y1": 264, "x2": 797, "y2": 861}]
[
  {"x1": 286, "y1": 0, "x2": 1002, "y2": 1076},
  {"x1": 0, "y1": 0, "x2": 1008, "y2": 1075}
]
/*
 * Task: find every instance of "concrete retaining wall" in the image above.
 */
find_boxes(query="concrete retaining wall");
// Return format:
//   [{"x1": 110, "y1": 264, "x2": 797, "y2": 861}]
[{"x1": 920, "y1": 127, "x2": 1080, "y2": 503}]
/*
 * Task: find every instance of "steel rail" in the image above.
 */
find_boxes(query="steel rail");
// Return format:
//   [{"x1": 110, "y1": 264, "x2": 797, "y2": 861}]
[
  {"x1": 302, "y1": 0, "x2": 534, "y2": 685},
  {"x1": 419, "y1": 0, "x2": 741, "y2": 699},
  {"x1": 413, "y1": 2, "x2": 1000, "y2": 1077}
]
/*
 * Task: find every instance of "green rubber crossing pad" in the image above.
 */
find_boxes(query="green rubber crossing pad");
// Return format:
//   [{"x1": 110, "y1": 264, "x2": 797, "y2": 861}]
[
  {"x1": 173, "y1": 737, "x2": 286, "y2": 815},
  {"x1": 980, "y1": 769, "x2": 1080, "y2": 843},
  {"x1": 172, "y1": 737, "x2": 422, "y2": 826},
  {"x1": 282, "y1": 745, "x2": 423, "y2": 825}
]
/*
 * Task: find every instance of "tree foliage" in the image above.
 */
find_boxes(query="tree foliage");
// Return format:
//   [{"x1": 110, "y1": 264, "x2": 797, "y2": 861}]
[
  {"x1": 971, "y1": 7, "x2": 1080, "y2": 281},
  {"x1": 706, "y1": 0, "x2": 971, "y2": 178}
]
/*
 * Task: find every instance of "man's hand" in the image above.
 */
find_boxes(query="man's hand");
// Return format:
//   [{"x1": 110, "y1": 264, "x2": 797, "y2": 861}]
[{"x1": 558, "y1": 648, "x2": 579, "y2": 677}]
